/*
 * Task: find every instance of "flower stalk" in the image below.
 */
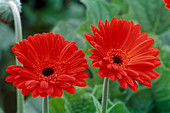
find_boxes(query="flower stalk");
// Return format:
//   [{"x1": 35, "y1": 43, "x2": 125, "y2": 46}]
[
  {"x1": 8, "y1": 1, "x2": 24, "y2": 113},
  {"x1": 42, "y1": 96, "x2": 49, "y2": 113},
  {"x1": 101, "y1": 77, "x2": 109, "y2": 113}
]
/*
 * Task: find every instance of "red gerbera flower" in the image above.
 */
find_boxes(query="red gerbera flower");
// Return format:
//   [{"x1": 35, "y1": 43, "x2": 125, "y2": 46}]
[
  {"x1": 163, "y1": 0, "x2": 170, "y2": 9},
  {"x1": 84, "y1": 17, "x2": 161, "y2": 91},
  {"x1": 6, "y1": 32, "x2": 89, "y2": 98}
]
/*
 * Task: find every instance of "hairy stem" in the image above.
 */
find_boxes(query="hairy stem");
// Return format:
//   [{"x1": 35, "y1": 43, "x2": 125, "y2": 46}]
[
  {"x1": 42, "y1": 96, "x2": 49, "y2": 113},
  {"x1": 8, "y1": 1, "x2": 24, "y2": 113},
  {"x1": 101, "y1": 77, "x2": 109, "y2": 113}
]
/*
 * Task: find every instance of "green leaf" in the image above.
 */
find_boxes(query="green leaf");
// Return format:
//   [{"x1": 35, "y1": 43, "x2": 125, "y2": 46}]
[
  {"x1": 107, "y1": 102, "x2": 130, "y2": 113},
  {"x1": 51, "y1": 21, "x2": 72, "y2": 38},
  {"x1": 159, "y1": 30, "x2": 170, "y2": 46},
  {"x1": 47, "y1": 0, "x2": 63, "y2": 11},
  {"x1": 152, "y1": 66, "x2": 170, "y2": 112},
  {"x1": 127, "y1": 107, "x2": 145, "y2": 113},
  {"x1": 78, "y1": 0, "x2": 119, "y2": 35},
  {"x1": 91, "y1": 95, "x2": 101, "y2": 113},
  {"x1": 126, "y1": 87, "x2": 153, "y2": 112},
  {"x1": 64, "y1": 2, "x2": 85, "y2": 19},
  {"x1": 111, "y1": 0, "x2": 128, "y2": 14},
  {"x1": 92, "y1": 85, "x2": 103, "y2": 100},
  {"x1": 64, "y1": 88, "x2": 96, "y2": 113},
  {"x1": 49, "y1": 98, "x2": 67, "y2": 113},
  {"x1": 109, "y1": 80, "x2": 127, "y2": 101},
  {"x1": 51, "y1": 21, "x2": 86, "y2": 50},
  {"x1": 24, "y1": 96, "x2": 42, "y2": 113},
  {"x1": 126, "y1": 0, "x2": 170, "y2": 34},
  {"x1": 77, "y1": 0, "x2": 119, "y2": 55},
  {"x1": 159, "y1": 46, "x2": 170, "y2": 68}
]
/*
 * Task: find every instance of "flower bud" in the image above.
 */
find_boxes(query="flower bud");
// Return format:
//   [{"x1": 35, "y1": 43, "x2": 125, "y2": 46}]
[{"x1": 0, "y1": 0, "x2": 21, "y2": 24}]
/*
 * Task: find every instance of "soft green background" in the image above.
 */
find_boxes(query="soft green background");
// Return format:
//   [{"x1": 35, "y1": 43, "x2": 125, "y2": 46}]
[{"x1": 0, "y1": 0, "x2": 170, "y2": 113}]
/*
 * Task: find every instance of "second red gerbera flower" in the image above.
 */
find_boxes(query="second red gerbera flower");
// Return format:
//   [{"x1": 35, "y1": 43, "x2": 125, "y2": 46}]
[
  {"x1": 6, "y1": 32, "x2": 89, "y2": 98},
  {"x1": 85, "y1": 17, "x2": 161, "y2": 91}
]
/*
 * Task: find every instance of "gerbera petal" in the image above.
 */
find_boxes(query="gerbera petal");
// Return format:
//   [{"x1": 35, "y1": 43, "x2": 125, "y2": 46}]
[
  {"x1": 89, "y1": 54, "x2": 102, "y2": 60},
  {"x1": 67, "y1": 67, "x2": 87, "y2": 74},
  {"x1": 107, "y1": 64, "x2": 113, "y2": 70},
  {"x1": 63, "y1": 86, "x2": 76, "y2": 94},
  {"x1": 65, "y1": 50, "x2": 85, "y2": 62},
  {"x1": 5, "y1": 75, "x2": 15, "y2": 82},
  {"x1": 89, "y1": 49, "x2": 102, "y2": 56},
  {"x1": 75, "y1": 72, "x2": 89, "y2": 80},
  {"x1": 84, "y1": 33, "x2": 96, "y2": 46},
  {"x1": 116, "y1": 72, "x2": 122, "y2": 79},
  {"x1": 26, "y1": 84, "x2": 37, "y2": 90},
  {"x1": 59, "y1": 42, "x2": 77, "y2": 61},
  {"x1": 70, "y1": 58, "x2": 86, "y2": 68},
  {"x1": 98, "y1": 68, "x2": 108, "y2": 77},
  {"x1": 91, "y1": 61, "x2": 100, "y2": 67},
  {"x1": 95, "y1": 45, "x2": 106, "y2": 57},
  {"x1": 53, "y1": 87, "x2": 63, "y2": 98},
  {"x1": 17, "y1": 56, "x2": 33, "y2": 69},
  {"x1": 137, "y1": 79, "x2": 152, "y2": 87},
  {"x1": 28, "y1": 50, "x2": 39, "y2": 65},
  {"x1": 40, "y1": 81, "x2": 49, "y2": 89},
  {"x1": 129, "y1": 81, "x2": 138, "y2": 92},
  {"x1": 32, "y1": 89, "x2": 39, "y2": 98},
  {"x1": 94, "y1": 32, "x2": 103, "y2": 47},
  {"x1": 125, "y1": 69, "x2": 139, "y2": 77},
  {"x1": 118, "y1": 78, "x2": 128, "y2": 89},
  {"x1": 128, "y1": 62, "x2": 155, "y2": 69},
  {"x1": 46, "y1": 86, "x2": 54, "y2": 95},
  {"x1": 40, "y1": 93, "x2": 48, "y2": 98},
  {"x1": 99, "y1": 60, "x2": 107, "y2": 67},
  {"x1": 163, "y1": 0, "x2": 170, "y2": 9},
  {"x1": 91, "y1": 24, "x2": 100, "y2": 35},
  {"x1": 165, "y1": 4, "x2": 170, "y2": 9},
  {"x1": 56, "y1": 82, "x2": 71, "y2": 88},
  {"x1": 75, "y1": 80, "x2": 87, "y2": 87},
  {"x1": 108, "y1": 71, "x2": 116, "y2": 81},
  {"x1": 22, "y1": 89, "x2": 32, "y2": 95},
  {"x1": 124, "y1": 76, "x2": 134, "y2": 87},
  {"x1": 57, "y1": 75, "x2": 76, "y2": 81},
  {"x1": 17, "y1": 82, "x2": 26, "y2": 89},
  {"x1": 13, "y1": 78, "x2": 24, "y2": 87},
  {"x1": 25, "y1": 80, "x2": 39, "y2": 86},
  {"x1": 128, "y1": 38, "x2": 154, "y2": 56}
]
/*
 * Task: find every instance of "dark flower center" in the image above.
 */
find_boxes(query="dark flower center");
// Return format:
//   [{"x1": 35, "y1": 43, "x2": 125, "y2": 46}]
[
  {"x1": 42, "y1": 67, "x2": 54, "y2": 77},
  {"x1": 112, "y1": 55, "x2": 123, "y2": 64}
]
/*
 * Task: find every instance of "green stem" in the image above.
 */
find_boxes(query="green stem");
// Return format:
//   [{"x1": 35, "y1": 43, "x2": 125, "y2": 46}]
[
  {"x1": 8, "y1": 1, "x2": 22, "y2": 42},
  {"x1": 8, "y1": 1, "x2": 24, "y2": 113},
  {"x1": 17, "y1": 89, "x2": 24, "y2": 113},
  {"x1": 42, "y1": 96, "x2": 49, "y2": 113},
  {"x1": 101, "y1": 77, "x2": 109, "y2": 113}
]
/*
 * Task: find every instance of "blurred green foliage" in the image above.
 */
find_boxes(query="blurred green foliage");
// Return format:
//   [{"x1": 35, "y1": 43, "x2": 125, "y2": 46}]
[{"x1": 0, "y1": 0, "x2": 170, "y2": 113}]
